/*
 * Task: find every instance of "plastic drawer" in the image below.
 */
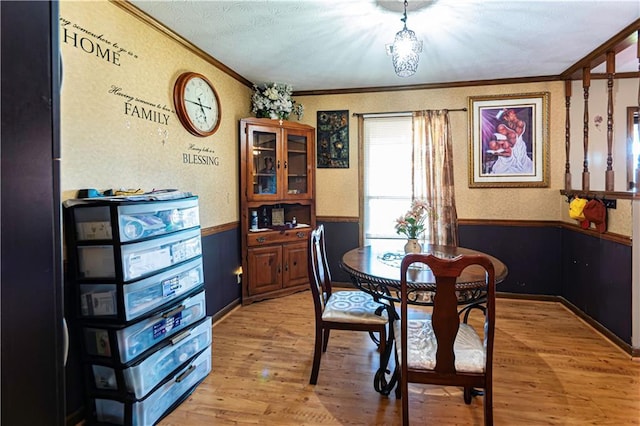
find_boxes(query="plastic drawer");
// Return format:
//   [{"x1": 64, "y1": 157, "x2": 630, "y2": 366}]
[
  {"x1": 78, "y1": 257, "x2": 204, "y2": 322},
  {"x1": 92, "y1": 346, "x2": 211, "y2": 426},
  {"x1": 76, "y1": 227, "x2": 202, "y2": 281},
  {"x1": 72, "y1": 205, "x2": 112, "y2": 241},
  {"x1": 89, "y1": 317, "x2": 212, "y2": 399},
  {"x1": 121, "y1": 227, "x2": 202, "y2": 281},
  {"x1": 65, "y1": 196, "x2": 199, "y2": 243},
  {"x1": 77, "y1": 245, "x2": 116, "y2": 278},
  {"x1": 83, "y1": 290, "x2": 206, "y2": 364},
  {"x1": 117, "y1": 198, "x2": 200, "y2": 243}
]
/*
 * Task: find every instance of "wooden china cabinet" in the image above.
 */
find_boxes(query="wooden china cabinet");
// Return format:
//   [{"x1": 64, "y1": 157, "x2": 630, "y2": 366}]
[{"x1": 239, "y1": 117, "x2": 316, "y2": 305}]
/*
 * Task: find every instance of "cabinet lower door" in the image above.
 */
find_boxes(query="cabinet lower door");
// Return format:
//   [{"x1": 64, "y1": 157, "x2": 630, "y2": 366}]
[
  {"x1": 247, "y1": 245, "x2": 282, "y2": 296},
  {"x1": 283, "y1": 242, "x2": 309, "y2": 288}
]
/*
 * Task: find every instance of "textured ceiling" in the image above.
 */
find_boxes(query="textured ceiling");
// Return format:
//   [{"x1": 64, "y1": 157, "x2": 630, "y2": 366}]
[{"x1": 130, "y1": 0, "x2": 640, "y2": 92}]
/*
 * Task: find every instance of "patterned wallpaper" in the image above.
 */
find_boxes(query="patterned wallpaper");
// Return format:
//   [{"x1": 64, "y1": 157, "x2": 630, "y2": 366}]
[
  {"x1": 59, "y1": 1, "x2": 635, "y2": 237},
  {"x1": 60, "y1": 1, "x2": 251, "y2": 229}
]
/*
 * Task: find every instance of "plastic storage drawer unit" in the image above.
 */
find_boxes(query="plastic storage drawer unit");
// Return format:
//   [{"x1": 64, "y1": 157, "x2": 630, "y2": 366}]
[
  {"x1": 89, "y1": 316, "x2": 212, "y2": 399},
  {"x1": 92, "y1": 346, "x2": 212, "y2": 426},
  {"x1": 83, "y1": 290, "x2": 206, "y2": 364},
  {"x1": 78, "y1": 257, "x2": 204, "y2": 322}
]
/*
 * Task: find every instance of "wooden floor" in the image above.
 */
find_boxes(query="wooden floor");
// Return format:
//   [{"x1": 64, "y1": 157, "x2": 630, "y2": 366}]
[{"x1": 159, "y1": 290, "x2": 640, "y2": 425}]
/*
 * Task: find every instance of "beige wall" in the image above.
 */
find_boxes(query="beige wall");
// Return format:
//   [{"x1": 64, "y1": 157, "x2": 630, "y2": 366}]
[
  {"x1": 299, "y1": 78, "x2": 636, "y2": 236},
  {"x1": 60, "y1": 1, "x2": 636, "y2": 236},
  {"x1": 298, "y1": 82, "x2": 566, "y2": 221},
  {"x1": 60, "y1": 1, "x2": 251, "y2": 228}
]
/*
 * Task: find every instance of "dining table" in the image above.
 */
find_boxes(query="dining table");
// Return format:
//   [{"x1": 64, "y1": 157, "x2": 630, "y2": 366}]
[{"x1": 339, "y1": 242, "x2": 508, "y2": 396}]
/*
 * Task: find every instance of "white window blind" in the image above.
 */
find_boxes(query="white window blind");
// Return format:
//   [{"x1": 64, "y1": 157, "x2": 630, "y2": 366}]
[{"x1": 363, "y1": 115, "x2": 413, "y2": 246}]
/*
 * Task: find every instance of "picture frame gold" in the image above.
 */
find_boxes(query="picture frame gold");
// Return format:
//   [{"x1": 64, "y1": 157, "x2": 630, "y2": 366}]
[{"x1": 468, "y1": 92, "x2": 549, "y2": 188}]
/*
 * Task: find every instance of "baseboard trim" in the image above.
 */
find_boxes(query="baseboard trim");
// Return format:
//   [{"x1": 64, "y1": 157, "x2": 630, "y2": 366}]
[
  {"x1": 212, "y1": 299, "x2": 242, "y2": 324},
  {"x1": 498, "y1": 292, "x2": 637, "y2": 358},
  {"x1": 556, "y1": 295, "x2": 636, "y2": 357}
]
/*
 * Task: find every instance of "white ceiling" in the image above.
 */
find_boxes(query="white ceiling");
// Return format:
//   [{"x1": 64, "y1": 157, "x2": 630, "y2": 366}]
[{"x1": 130, "y1": 0, "x2": 640, "y2": 92}]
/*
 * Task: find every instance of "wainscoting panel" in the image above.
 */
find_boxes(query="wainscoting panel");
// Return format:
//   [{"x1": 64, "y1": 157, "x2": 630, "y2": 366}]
[
  {"x1": 459, "y1": 224, "x2": 563, "y2": 295},
  {"x1": 201, "y1": 228, "x2": 242, "y2": 316},
  {"x1": 561, "y1": 231, "x2": 632, "y2": 344},
  {"x1": 319, "y1": 220, "x2": 360, "y2": 284}
]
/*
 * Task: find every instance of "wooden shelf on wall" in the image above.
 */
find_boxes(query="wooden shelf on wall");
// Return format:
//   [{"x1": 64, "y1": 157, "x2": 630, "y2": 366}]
[
  {"x1": 560, "y1": 189, "x2": 640, "y2": 199},
  {"x1": 560, "y1": 189, "x2": 640, "y2": 210}
]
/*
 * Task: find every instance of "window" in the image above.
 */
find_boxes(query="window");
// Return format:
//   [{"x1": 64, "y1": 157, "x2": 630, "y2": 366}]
[{"x1": 362, "y1": 115, "x2": 413, "y2": 246}]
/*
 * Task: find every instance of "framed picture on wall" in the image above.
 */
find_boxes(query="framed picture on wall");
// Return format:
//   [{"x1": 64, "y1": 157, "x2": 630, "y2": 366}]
[
  {"x1": 468, "y1": 92, "x2": 549, "y2": 188},
  {"x1": 317, "y1": 110, "x2": 349, "y2": 168}
]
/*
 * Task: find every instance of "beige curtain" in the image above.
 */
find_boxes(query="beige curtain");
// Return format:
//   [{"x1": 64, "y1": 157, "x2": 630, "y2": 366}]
[{"x1": 412, "y1": 110, "x2": 459, "y2": 247}]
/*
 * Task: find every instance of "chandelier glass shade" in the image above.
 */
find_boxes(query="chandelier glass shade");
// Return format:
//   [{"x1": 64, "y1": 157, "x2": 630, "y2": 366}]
[{"x1": 385, "y1": 1, "x2": 423, "y2": 77}]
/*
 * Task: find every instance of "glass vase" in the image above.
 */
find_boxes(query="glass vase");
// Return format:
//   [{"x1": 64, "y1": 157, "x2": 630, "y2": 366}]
[{"x1": 404, "y1": 239, "x2": 422, "y2": 254}]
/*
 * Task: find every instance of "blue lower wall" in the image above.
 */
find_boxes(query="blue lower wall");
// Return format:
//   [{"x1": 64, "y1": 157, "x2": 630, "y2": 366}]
[
  {"x1": 203, "y1": 220, "x2": 632, "y2": 344},
  {"x1": 309, "y1": 220, "x2": 632, "y2": 345},
  {"x1": 319, "y1": 220, "x2": 360, "y2": 284},
  {"x1": 459, "y1": 224, "x2": 563, "y2": 295},
  {"x1": 201, "y1": 229, "x2": 242, "y2": 315},
  {"x1": 561, "y1": 231, "x2": 632, "y2": 343}
]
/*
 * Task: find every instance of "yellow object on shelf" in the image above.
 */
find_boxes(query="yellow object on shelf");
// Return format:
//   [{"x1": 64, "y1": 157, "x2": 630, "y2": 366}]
[{"x1": 115, "y1": 188, "x2": 145, "y2": 196}]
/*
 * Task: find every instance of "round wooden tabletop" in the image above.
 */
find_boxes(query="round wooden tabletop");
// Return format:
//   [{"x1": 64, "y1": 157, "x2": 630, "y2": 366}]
[{"x1": 340, "y1": 244, "x2": 508, "y2": 292}]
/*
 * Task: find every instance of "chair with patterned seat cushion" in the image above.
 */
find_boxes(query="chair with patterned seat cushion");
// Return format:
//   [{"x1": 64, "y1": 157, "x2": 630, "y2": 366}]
[
  {"x1": 307, "y1": 225, "x2": 389, "y2": 385},
  {"x1": 395, "y1": 253, "x2": 496, "y2": 426}
]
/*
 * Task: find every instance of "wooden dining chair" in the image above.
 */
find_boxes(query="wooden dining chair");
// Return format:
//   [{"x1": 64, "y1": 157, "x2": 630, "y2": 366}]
[
  {"x1": 395, "y1": 253, "x2": 496, "y2": 426},
  {"x1": 307, "y1": 225, "x2": 389, "y2": 385}
]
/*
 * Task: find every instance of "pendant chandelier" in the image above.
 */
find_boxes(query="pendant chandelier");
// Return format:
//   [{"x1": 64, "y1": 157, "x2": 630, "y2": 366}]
[{"x1": 385, "y1": 0, "x2": 423, "y2": 77}]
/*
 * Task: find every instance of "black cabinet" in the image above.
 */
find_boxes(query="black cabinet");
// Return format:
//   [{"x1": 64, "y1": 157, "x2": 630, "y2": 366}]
[{"x1": 1, "y1": 1, "x2": 66, "y2": 424}]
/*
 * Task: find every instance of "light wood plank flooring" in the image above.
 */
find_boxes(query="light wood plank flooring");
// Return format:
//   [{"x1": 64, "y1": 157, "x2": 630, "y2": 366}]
[{"x1": 159, "y1": 291, "x2": 640, "y2": 425}]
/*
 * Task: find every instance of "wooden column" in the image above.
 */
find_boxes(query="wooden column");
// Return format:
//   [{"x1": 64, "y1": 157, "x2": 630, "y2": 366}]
[
  {"x1": 564, "y1": 80, "x2": 572, "y2": 190},
  {"x1": 605, "y1": 51, "x2": 615, "y2": 191},
  {"x1": 582, "y1": 67, "x2": 590, "y2": 191}
]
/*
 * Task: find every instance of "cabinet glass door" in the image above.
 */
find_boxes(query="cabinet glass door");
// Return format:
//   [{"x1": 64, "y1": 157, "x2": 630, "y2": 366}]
[
  {"x1": 285, "y1": 130, "x2": 309, "y2": 198},
  {"x1": 249, "y1": 126, "x2": 278, "y2": 198}
]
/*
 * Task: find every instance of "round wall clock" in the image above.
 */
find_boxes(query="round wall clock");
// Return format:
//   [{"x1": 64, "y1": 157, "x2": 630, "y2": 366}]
[{"x1": 173, "y1": 72, "x2": 221, "y2": 137}]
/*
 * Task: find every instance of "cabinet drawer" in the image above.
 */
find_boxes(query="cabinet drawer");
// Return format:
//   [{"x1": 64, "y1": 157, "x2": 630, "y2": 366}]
[
  {"x1": 88, "y1": 317, "x2": 212, "y2": 399},
  {"x1": 247, "y1": 227, "x2": 309, "y2": 246},
  {"x1": 83, "y1": 290, "x2": 206, "y2": 364},
  {"x1": 78, "y1": 258, "x2": 204, "y2": 322},
  {"x1": 91, "y1": 346, "x2": 211, "y2": 426},
  {"x1": 77, "y1": 228, "x2": 202, "y2": 281}
]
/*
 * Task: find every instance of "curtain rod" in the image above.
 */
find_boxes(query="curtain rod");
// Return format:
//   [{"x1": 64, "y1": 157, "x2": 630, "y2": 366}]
[{"x1": 352, "y1": 108, "x2": 467, "y2": 117}]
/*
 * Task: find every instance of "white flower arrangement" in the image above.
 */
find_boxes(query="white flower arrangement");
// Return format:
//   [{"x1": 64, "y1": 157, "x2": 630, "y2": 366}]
[{"x1": 251, "y1": 82, "x2": 304, "y2": 121}]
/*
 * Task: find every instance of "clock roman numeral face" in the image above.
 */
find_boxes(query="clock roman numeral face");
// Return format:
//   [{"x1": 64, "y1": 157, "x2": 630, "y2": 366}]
[{"x1": 184, "y1": 77, "x2": 218, "y2": 132}]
